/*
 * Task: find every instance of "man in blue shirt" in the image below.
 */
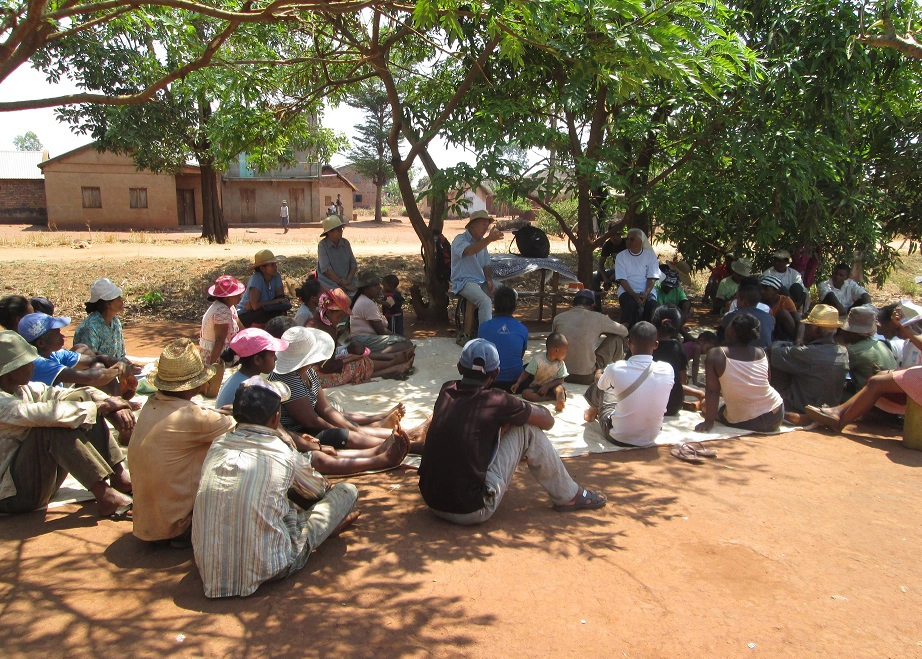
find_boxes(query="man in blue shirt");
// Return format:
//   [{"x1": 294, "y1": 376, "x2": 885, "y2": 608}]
[
  {"x1": 18, "y1": 313, "x2": 122, "y2": 388},
  {"x1": 450, "y1": 210, "x2": 505, "y2": 323}
]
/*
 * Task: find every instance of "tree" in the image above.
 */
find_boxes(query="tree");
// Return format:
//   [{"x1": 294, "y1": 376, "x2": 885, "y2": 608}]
[
  {"x1": 346, "y1": 82, "x2": 393, "y2": 223},
  {"x1": 857, "y1": 0, "x2": 922, "y2": 59},
  {"x1": 12, "y1": 131, "x2": 41, "y2": 150}
]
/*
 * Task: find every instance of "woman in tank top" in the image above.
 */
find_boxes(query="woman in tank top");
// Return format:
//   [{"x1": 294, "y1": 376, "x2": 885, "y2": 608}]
[{"x1": 696, "y1": 313, "x2": 784, "y2": 433}]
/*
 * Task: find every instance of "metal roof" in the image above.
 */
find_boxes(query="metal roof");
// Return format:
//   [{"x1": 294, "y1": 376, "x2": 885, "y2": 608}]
[{"x1": 0, "y1": 150, "x2": 45, "y2": 179}]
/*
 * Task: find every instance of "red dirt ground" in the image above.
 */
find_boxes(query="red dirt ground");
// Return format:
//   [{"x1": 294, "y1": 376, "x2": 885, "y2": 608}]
[{"x1": 1, "y1": 225, "x2": 921, "y2": 658}]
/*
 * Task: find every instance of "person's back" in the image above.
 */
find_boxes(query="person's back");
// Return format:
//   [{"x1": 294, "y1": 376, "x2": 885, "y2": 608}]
[
  {"x1": 552, "y1": 290, "x2": 627, "y2": 382},
  {"x1": 721, "y1": 281, "x2": 775, "y2": 348},
  {"x1": 478, "y1": 317, "x2": 528, "y2": 385}
]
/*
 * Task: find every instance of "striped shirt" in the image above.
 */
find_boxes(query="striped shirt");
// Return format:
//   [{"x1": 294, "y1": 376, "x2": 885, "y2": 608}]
[
  {"x1": 268, "y1": 368, "x2": 320, "y2": 432},
  {"x1": 192, "y1": 423, "x2": 328, "y2": 598}
]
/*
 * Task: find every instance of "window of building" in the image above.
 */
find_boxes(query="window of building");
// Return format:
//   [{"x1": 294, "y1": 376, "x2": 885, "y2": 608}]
[
  {"x1": 354, "y1": 194, "x2": 363, "y2": 203},
  {"x1": 129, "y1": 188, "x2": 148, "y2": 209},
  {"x1": 81, "y1": 187, "x2": 102, "y2": 208},
  {"x1": 324, "y1": 195, "x2": 333, "y2": 205}
]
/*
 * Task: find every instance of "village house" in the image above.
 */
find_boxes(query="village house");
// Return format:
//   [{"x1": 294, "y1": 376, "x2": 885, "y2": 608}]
[{"x1": 0, "y1": 150, "x2": 48, "y2": 224}]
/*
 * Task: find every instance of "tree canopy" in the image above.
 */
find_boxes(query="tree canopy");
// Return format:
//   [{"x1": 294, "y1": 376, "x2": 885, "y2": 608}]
[{"x1": 12, "y1": 131, "x2": 42, "y2": 150}]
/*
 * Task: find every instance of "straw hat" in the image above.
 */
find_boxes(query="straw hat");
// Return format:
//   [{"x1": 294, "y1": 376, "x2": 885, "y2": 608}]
[
  {"x1": 730, "y1": 258, "x2": 752, "y2": 277},
  {"x1": 801, "y1": 304, "x2": 841, "y2": 329},
  {"x1": 250, "y1": 249, "x2": 285, "y2": 270},
  {"x1": 840, "y1": 306, "x2": 877, "y2": 336},
  {"x1": 0, "y1": 330, "x2": 38, "y2": 377},
  {"x1": 274, "y1": 327, "x2": 335, "y2": 375},
  {"x1": 320, "y1": 215, "x2": 346, "y2": 236},
  {"x1": 208, "y1": 275, "x2": 246, "y2": 298},
  {"x1": 148, "y1": 338, "x2": 216, "y2": 392}
]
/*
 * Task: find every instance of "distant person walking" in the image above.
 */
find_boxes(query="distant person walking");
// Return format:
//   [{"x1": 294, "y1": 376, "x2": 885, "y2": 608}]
[{"x1": 280, "y1": 200, "x2": 290, "y2": 234}]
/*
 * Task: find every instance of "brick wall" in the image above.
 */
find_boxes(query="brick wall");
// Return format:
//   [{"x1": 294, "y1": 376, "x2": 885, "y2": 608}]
[{"x1": 0, "y1": 179, "x2": 47, "y2": 224}]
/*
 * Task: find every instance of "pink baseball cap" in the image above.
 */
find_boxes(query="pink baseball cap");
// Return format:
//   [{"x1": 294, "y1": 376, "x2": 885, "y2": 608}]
[{"x1": 229, "y1": 328, "x2": 289, "y2": 358}]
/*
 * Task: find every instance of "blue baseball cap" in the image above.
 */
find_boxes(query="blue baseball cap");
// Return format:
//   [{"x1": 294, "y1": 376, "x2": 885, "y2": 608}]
[
  {"x1": 458, "y1": 338, "x2": 500, "y2": 373},
  {"x1": 18, "y1": 313, "x2": 71, "y2": 344}
]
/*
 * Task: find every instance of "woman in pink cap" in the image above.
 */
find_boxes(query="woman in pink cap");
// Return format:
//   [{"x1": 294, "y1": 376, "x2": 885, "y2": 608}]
[
  {"x1": 215, "y1": 328, "x2": 289, "y2": 408},
  {"x1": 200, "y1": 276, "x2": 245, "y2": 366}
]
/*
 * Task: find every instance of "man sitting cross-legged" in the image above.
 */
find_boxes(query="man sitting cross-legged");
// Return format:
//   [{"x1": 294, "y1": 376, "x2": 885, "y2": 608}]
[
  {"x1": 418, "y1": 339, "x2": 606, "y2": 525},
  {"x1": 584, "y1": 321, "x2": 675, "y2": 447},
  {"x1": 193, "y1": 378, "x2": 359, "y2": 598},
  {"x1": 0, "y1": 330, "x2": 135, "y2": 518}
]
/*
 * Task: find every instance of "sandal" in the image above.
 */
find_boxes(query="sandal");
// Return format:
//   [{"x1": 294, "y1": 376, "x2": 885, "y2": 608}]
[
  {"x1": 805, "y1": 405, "x2": 842, "y2": 432},
  {"x1": 553, "y1": 488, "x2": 607, "y2": 512},
  {"x1": 107, "y1": 503, "x2": 133, "y2": 522},
  {"x1": 685, "y1": 441, "x2": 717, "y2": 458},
  {"x1": 671, "y1": 443, "x2": 704, "y2": 463}
]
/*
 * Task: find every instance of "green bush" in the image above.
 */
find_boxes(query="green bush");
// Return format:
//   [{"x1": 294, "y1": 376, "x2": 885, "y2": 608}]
[{"x1": 534, "y1": 198, "x2": 578, "y2": 237}]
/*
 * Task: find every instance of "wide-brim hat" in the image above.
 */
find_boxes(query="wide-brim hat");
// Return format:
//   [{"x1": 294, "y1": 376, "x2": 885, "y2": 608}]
[
  {"x1": 148, "y1": 338, "x2": 216, "y2": 391},
  {"x1": 229, "y1": 327, "x2": 289, "y2": 358},
  {"x1": 250, "y1": 249, "x2": 285, "y2": 270},
  {"x1": 840, "y1": 306, "x2": 877, "y2": 336},
  {"x1": 356, "y1": 271, "x2": 381, "y2": 289},
  {"x1": 772, "y1": 249, "x2": 792, "y2": 261},
  {"x1": 320, "y1": 215, "x2": 346, "y2": 236},
  {"x1": 18, "y1": 313, "x2": 70, "y2": 344},
  {"x1": 802, "y1": 304, "x2": 841, "y2": 329},
  {"x1": 730, "y1": 258, "x2": 752, "y2": 277},
  {"x1": 208, "y1": 275, "x2": 246, "y2": 298},
  {"x1": 274, "y1": 327, "x2": 335, "y2": 375},
  {"x1": 0, "y1": 330, "x2": 38, "y2": 377},
  {"x1": 88, "y1": 278, "x2": 122, "y2": 303},
  {"x1": 466, "y1": 209, "x2": 494, "y2": 228},
  {"x1": 321, "y1": 289, "x2": 352, "y2": 316}
]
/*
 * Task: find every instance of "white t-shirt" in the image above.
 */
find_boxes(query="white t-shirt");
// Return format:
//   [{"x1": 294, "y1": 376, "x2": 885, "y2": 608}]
[
  {"x1": 615, "y1": 248, "x2": 661, "y2": 299},
  {"x1": 762, "y1": 266, "x2": 802, "y2": 289},
  {"x1": 597, "y1": 355, "x2": 674, "y2": 447},
  {"x1": 350, "y1": 294, "x2": 386, "y2": 335},
  {"x1": 817, "y1": 278, "x2": 868, "y2": 308}
]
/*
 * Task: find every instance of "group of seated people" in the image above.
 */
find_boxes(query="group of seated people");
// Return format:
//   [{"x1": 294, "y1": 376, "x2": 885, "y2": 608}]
[{"x1": 1, "y1": 227, "x2": 919, "y2": 599}]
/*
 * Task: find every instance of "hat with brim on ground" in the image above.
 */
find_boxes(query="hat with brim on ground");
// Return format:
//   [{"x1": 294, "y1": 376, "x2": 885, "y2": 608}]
[
  {"x1": 730, "y1": 258, "x2": 752, "y2": 277},
  {"x1": 148, "y1": 338, "x2": 216, "y2": 392},
  {"x1": 208, "y1": 275, "x2": 246, "y2": 298},
  {"x1": 840, "y1": 306, "x2": 877, "y2": 336},
  {"x1": 321, "y1": 289, "x2": 352, "y2": 316},
  {"x1": 250, "y1": 249, "x2": 285, "y2": 270},
  {"x1": 18, "y1": 313, "x2": 71, "y2": 344},
  {"x1": 0, "y1": 330, "x2": 38, "y2": 377},
  {"x1": 802, "y1": 304, "x2": 841, "y2": 329},
  {"x1": 274, "y1": 327, "x2": 336, "y2": 375},
  {"x1": 459, "y1": 338, "x2": 500, "y2": 373},
  {"x1": 772, "y1": 249, "x2": 792, "y2": 261},
  {"x1": 88, "y1": 278, "x2": 122, "y2": 303},
  {"x1": 320, "y1": 215, "x2": 346, "y2": 237},
  {"x1": 760, "y1": 274, "x2": 783, "y2": 291},
  {"x1": 240, "y1": 375, "x2": 291, "y2": 402},
  {"x1": 466, "y1": 209, "x2": 494, "y2": 229},
  {"x1": 356, "y1": 272, "x2": 381, "y2": 289},
  {"x1": 229, "y1": 327, "x2": 289, "y2": 358}
]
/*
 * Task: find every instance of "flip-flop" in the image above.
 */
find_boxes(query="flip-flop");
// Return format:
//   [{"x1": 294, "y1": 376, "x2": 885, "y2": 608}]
[
  {"x1": 685, "y1": 441, "x2": 717, "y2": 458},
  {"x1": 553, "y1": 488, "x2": 607, "y2": 512},
  {"x1": 107, "y1": 503, "x2": 133, "y2": 522},
  {"x1": 805, "y1": 405, "x2": 842, "y2": 432},
  {"x1": 671, "y1": 443, "x2": 704, "y2": 463}
]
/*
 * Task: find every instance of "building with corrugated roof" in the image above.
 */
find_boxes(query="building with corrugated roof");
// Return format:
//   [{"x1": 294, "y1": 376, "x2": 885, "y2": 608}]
[{"x1": 0, "y1": 150, "x2": 47, "y2": 224}]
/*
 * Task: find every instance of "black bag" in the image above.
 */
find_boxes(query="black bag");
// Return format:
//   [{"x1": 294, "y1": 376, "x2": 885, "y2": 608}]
[
  {"x1": 433, "y1": 232, "x2": 452, "y2": 281},
  {"x1": 514, "y1": 225, "x2": 550, "y2": 258}
]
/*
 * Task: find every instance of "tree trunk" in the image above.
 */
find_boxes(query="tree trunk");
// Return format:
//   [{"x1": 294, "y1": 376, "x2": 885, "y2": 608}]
[
  {"x1": 374, "y1": 182, "x2": 384, "y2": 223},
  {"x1": 199, "y1": 160, "x2": 227, "y2": 244}
]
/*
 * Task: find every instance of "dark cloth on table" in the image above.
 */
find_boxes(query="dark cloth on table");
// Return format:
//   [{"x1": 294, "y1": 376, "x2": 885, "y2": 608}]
[{"x1": 418, "y1": 380, "x2": 531, "y2": 515}]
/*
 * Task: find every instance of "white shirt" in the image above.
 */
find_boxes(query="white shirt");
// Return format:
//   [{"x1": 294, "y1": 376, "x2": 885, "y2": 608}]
[
  {"x1": 615, "y1": 248, "x2": 661, "y2": 299},
  {"x1": 597, "y1": 355, "x2": 674, "y2": 447},
  {"x1": 817, "y1": 278, "x2": 868, "y2": 308},
  {"x1": 762, "y1": 266, "x2": 802, "y2": 289}
]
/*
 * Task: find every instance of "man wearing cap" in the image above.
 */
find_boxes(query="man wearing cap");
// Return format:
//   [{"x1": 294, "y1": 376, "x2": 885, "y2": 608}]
[
  {"x1": 769, "y1": 304, "x2": 850, "y2": 416},
  {"x1": 280, "y1": 200, "x2": 290, "y2": 234},
  {"x1": 840, "y1": 306, "x2": 896, "y2": 391},
  {"x1": 238, "y1": 250, "x2": 291, "y2": 328},
  {"x1": 317, "y1": 215, "x2": 358, "y2": 293},
  {"x1": 714, "y1": 258, "x2": 751, "y2": 315},
  {"x1": 128, "y1": 338, "x2": 235, "y2": 544},
  {"x1": 0, "y1": 330, "x2": 135, "y2": 518},
  {"x1": 19, "y1": 312, "x2": 130, "y2": 391},
  {"x1": 759, "y1": 275, "x2": 799, "y2": 341},
  {"x1": 551, "y1": 290, "x2": 628, "y2": 385},
  {"x1": 817, "y1": 263, "x2": 872, "y2": 315},
  {"x1": 656, "y1": 267, "x2": 691, "y2": 326},
  {"x1": 419, "y1": 339, "x2": 606, "y2": 524},
  {"x1": 763, "y1": 249, "x2": 808, "y2": 310},
  {"x1": 450, "y1": 210, "x2": 504, "y2": 324},
  {"x1": 193, "y1": 376, "x2": 359, "y2": 597}
]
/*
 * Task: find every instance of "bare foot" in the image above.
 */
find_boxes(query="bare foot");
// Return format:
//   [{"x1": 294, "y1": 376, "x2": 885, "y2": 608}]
[
  {"x1": 331, "y1": 510, "x2": 361, "y2": 537},
  {"x1": 109, "y1": 465, "x2": 132, "y2": 495},
  {"x1": 96, "y1": 487, "x2": 133, "y2": 518},
  {"x1": 555, "y1": 394, "x2": 566, "y2": 413},
  {"x1": 584, "y1": 405, "x2": 599, "y2": 423},
  {"x1": 406, "y1": 415, "x2": 432, "y2": 443},
  {"x1": 384, "y1": 431, "x2": 411, "y2": 466}
]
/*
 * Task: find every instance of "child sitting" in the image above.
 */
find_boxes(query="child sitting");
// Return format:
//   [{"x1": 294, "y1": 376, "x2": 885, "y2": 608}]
[
  {"x1": 293, "y1": 278, "x2": 323, "y2": 326},
  {"x1": 511, "y1": 332, "x2": 569, "y2": 411},
  {"x1": 651, "y1": 306, "x2": 705, "y2": 414},
  {"x1": 382, "y1": 274, "x2": 405, "y2": 335}
]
